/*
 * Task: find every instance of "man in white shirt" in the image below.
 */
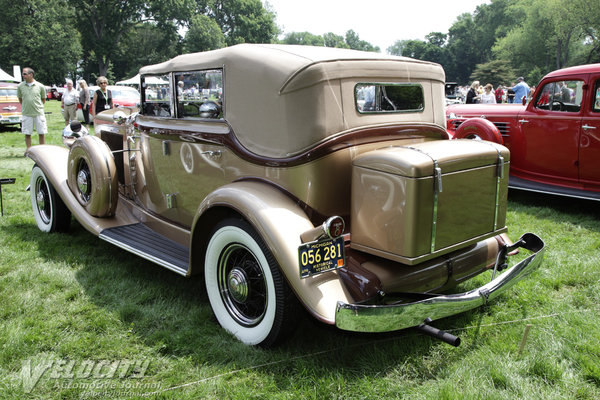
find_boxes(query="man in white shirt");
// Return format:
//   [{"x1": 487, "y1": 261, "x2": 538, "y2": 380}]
[{"x1": 61, "y1": 79, "x2": 79, "y2": 126}]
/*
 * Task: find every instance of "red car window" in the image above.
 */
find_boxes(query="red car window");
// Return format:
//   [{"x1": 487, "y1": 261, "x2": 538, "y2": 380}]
[{"x1": 534, "y1": 80, "x2": 584, "y2": 112}]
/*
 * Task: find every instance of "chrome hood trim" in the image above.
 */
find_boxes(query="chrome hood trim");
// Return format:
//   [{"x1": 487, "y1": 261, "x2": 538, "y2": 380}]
[{"x1": 335, "y1": 233, "x2": 544, "y2": 332}]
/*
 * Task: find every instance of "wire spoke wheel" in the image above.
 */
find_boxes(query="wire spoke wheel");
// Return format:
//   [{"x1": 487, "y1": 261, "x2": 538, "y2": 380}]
[
  {"x1": 218, "y1": 243, "x2": 267, "y2": 327},
  {"x1": 30, "y1": 165, "x2": 71, "y2": 233},
  {"x1": 205, "y1": 218, "x2": 298, "y2": 347}
]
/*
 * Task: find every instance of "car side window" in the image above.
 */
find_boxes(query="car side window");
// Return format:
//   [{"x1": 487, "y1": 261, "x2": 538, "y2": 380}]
[
  {"x1": 534, "y1": 80, "x2": 583, "y2": 112},
  {"x1": 174, "y1": 70, "x2": 223, "y2": 119},
  {"x1": 593, "y1": 81, "x2": 600, "y2": 113},
  {"x1": 141, "y1": 74, "x2": 172, "y2": 117}
]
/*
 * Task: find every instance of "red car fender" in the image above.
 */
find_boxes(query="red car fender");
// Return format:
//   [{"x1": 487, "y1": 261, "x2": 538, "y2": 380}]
[{"x1": 453, "y1": 117, "x2": 503, "y2": 145}]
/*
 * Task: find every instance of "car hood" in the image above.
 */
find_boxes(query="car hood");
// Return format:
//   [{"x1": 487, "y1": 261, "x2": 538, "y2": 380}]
[{"x1": 447, "y1": 104, "x2": 525, "y2": 119}]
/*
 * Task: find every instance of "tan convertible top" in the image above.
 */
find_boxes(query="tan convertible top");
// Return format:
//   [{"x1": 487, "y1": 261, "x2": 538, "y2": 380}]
[{"x1": 140, "y1": 44, "x2": 447, "y2": 158}]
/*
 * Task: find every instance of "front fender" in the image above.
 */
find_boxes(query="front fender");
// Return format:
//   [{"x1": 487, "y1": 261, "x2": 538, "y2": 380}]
[
  {"x1": 192, "y1": 181, "x2": 352, "y2": 324},
  {"x1": 26, "y1": 145, "x2": 124, "y2": 236}
]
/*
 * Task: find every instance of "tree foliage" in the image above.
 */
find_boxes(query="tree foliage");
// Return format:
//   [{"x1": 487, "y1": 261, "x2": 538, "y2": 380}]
[
  {"x1": 469, "y1": 59, "x2": 515, "y2": 87},
  {"x1": 111, "y1": 23, "x2": 182, "y2": 81},
  {"x1": 202, "y1": 0, "x2": 278, "y2": 46},
  {"x1": 344, "y1": 30, "x2": 380, "y2": 52},
  {"x1": 0, "y1": 0, "x2": 81, "y2": 84},
  {"x1": 183, "y1": 15, "x2": 226, "y2": 54},
  {"x1": 282, "y1": 32, "x2": 325, "y2": 47},
  {"x1": 281, "y1": 30, "x2": 377, "y2": 51}
]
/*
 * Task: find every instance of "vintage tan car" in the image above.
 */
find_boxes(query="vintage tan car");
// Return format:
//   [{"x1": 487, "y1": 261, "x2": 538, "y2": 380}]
[{"x1": 26, "y1": 44, "x2": 544, "y2": 347}]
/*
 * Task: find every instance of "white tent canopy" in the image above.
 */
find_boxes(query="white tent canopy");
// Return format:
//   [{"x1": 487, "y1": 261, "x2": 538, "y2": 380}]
[
  {"x1": 116, "y1": 73, "x2": 167, "y2": 86},
  {"x1": 0, "y1": 68, "x2": 18, "y2": 82}
]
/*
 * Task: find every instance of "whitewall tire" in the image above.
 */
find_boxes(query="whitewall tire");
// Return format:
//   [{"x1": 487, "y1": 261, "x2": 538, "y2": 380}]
[
  {"x1": 204, "y1": 218, "x2": 296, "y2": 347},
  {"x1": 30, "y1": 165, "x2": 71, "y2": 233}
]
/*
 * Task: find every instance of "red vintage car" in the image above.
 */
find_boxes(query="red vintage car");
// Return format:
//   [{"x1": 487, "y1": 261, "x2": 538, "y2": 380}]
[{"x1": 446, "y1": 64, "x2": 600, "y2": 201}]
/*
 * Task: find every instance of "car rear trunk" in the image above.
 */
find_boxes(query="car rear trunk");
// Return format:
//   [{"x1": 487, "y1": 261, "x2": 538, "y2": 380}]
[{"x1": 350, "y1": 139, "x2": 509, "y2": 265}]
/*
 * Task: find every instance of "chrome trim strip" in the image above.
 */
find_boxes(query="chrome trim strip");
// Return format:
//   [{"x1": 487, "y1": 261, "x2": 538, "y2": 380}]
[
  {"x1": 403, "y1": 146, "x2": 441, "y2": 253},
  {"x1": 335, "y1": 233, "x2": 544, "y2": 333},
  {"x1": 99, "y1": 233, "x2": 188, "y2": 276}
]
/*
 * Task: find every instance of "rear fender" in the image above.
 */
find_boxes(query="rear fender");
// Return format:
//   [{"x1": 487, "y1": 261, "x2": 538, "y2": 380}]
[{"x1": 191, "y1": 181, "x2": 352, "y2": 324}]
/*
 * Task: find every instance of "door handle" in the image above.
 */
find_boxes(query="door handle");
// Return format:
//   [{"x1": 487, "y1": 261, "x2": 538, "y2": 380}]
[
  {"x1": 518, "y1": 119, "x2": 529, "y2": 124},
  {"x1": 200, "y1": 150, "x2": 222, "y2": 158},
  {"x1": 582, "y1": 124, "x2": 597, "y2": 130}
]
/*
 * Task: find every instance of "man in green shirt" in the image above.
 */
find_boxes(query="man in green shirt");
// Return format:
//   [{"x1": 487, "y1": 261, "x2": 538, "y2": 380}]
[{"x1": 17, "y1": 67, "x2": 47, "y2": 149}]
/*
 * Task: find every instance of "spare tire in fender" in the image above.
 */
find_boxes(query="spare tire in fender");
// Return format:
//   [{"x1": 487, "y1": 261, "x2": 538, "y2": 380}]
[
  {"x1": 67, "y1": 135, "x2": 118, "y2": 217},
  {"x1": 453, "y1": 117, "x2": 503, "y2": 145}
]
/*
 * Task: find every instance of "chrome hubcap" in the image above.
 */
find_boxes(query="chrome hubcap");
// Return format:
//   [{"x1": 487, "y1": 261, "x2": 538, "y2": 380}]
[
  {"x1": 217, "y1": 243, "x2": 267, "y2": 327},
  {"x1": 35, "y1": 177, "x2": 51, "y2": 224},
  {"x1": 36, "y1": 190, "x2": 46, "y2": 211},
  {"x1": 77, "y1": 169, "x2": 89, "y2": 195},
  {"x1": 228, "y1": 267, "x2": 249, "y2": 303}
]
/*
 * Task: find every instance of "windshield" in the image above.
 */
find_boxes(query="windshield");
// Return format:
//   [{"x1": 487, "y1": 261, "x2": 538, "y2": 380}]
[{"x1": 112, "y1": 88, "x2": 140, "y2": 99}]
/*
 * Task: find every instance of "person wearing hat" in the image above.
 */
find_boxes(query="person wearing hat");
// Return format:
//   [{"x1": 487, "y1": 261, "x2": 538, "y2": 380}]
[
  {"x1": 62, "y1": 79, "x2": 80, "y2": 126},
  {"x1": 506, "y1": 77, "x2": 530, "y2": 104}
]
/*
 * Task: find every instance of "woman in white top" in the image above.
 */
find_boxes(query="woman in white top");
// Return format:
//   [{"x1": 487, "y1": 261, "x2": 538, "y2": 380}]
[{"x1": 480, "y1": 83, "x2": 497, "y2": 104}]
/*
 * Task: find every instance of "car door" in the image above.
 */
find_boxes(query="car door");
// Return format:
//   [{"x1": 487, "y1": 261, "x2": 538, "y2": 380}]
[
  {"x1": 579, "y1": 74, "x2": 600, "y2": 186},
  {"x1": 517, "y1": 77, "x2": 585, "y2": 184},
  {"x1": 136, "y1": 70, "x2": 227, "y2": 228}
]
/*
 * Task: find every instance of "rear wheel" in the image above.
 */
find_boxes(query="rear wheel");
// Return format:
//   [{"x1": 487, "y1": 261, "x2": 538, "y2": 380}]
[
  {"x1": 30, "y1": 165, "x2": 71, "y2": 233},
  {"x1": 204, "y1": 218, "x2": 297, "y2": 347}
]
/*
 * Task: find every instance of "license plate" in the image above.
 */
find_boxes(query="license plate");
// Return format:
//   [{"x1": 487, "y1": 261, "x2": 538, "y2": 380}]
[
  {"x1": 299, "y1": 236, "x2": 345, "y2": 278},
  {"x1": 9, "y1": 117, "x2": 20, "y2": 123}
]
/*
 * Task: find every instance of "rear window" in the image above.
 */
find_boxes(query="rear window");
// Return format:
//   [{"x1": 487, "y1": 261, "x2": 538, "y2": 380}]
[{"x1": 355, "y1": 83, "x2": 424, "y2": 113}]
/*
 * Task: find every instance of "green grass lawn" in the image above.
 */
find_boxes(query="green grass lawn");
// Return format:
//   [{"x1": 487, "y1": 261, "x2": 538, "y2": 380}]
[{"x1": 0, "y1": 101, "x2": 599, "y2": 399}]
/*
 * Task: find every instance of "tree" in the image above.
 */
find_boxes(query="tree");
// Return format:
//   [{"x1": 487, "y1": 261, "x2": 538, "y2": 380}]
[
  {"x1": 344, "y1": 30, "x2": 380, "y2": 52},
  {"x1": 323, "y1": 32, "x2": 348, "y2": 49},
  {"x1": 469, "y1": 59, "x2": 515, "y2": 87},
  {"x1": 282, "y1": 32, "x2": 325, "y2": 47},
  {"x1": 0, "y1": 0, "x2": 81, "y2": 84},
  {"x1": 183, "y1": 15, "x2": 226, "y2": 53},
  {"x1": 111, "y1": 23, "x2": 183, "y2": 81},
  {"x1": 492, "y1": 0, "x2": 581, "y2": 78},
  {"x1": 69, "y1": 0, "x2": 193, "y2": 77},
  {"x1": 565, "y1": 0, "x2": 600, "y2": 64},
  {"x1": 387, "y1": 35, "x2": 450, "y2": 73},
  {"x1": 204, "y1": 0, "x2": 278, "y2": 45},
  {"x1": 446, "y1": 13, "x2": 484, "y2": 83}
]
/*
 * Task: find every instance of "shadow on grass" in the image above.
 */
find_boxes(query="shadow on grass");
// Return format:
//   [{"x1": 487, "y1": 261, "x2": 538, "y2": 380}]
[
  {"x1": 508, "y1": 189, "x2": 600, "y2": 230},
  {"x1": 2, "y1": 218, "x2": 483, "y2": 382},
  {"x1": 0, "y1": 125, "x2": 21, "y2": 133}
]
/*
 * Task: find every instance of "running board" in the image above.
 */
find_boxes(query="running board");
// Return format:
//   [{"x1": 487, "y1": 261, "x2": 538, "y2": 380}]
[
  {"x1": 99, "y1": 223, "x2": 189, "y2": 276},
  {"x1": 509, "y1": 176, "x2": 600, "y2": 202}
]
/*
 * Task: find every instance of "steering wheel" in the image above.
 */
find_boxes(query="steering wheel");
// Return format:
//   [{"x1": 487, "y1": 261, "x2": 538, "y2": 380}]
[{"x1": 551, "y1": 100, "x2": 564, "y2": 111}]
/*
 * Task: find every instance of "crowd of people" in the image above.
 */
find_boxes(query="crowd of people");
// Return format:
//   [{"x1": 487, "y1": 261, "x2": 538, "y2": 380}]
[
  {"x1": 458, "y1": 77, "x2": 532, "y2": 105},
  {"x1": 17, "y1": 69, "x2": 114, "y2": 151}
]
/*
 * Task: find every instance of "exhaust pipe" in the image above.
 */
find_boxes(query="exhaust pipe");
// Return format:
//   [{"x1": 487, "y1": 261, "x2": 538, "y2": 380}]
[{"x1": 415, "y1": 318, "x2": 461, "y2": 347}]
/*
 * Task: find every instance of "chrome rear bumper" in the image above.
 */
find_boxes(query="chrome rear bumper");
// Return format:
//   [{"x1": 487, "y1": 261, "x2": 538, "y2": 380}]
[{"x1": 335, "y1": 233, "x2": 544, "y2": 332}]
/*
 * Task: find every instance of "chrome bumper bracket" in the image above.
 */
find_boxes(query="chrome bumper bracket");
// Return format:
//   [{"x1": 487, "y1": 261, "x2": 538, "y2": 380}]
[{"x1": 335, "y1": 233, "x2": 545, "y2": 333}]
